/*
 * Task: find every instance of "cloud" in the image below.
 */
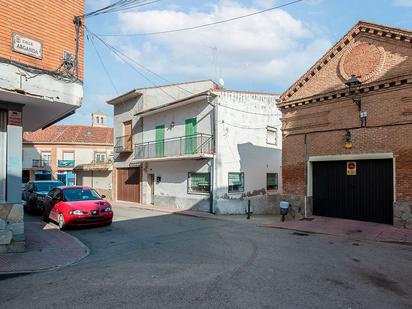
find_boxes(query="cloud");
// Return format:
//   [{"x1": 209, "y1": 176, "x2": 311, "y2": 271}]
[
  {"x1": 392, "y1": 0, "x2": 412, "y2": 6},
  {"x1": 60, "y1": 93, "x2": 114, "y2": 127},
  {"x1": 86, "y1": 0, "x2": 111, "y2": 11},
  {"x1": 109, "y1": 0, "x2": 332, "y2": 89}
]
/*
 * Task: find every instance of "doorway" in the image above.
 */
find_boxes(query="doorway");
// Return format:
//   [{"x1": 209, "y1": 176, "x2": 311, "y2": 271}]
[{"x1": 147, "y1": 173, "x2": 155, "y2": 205}]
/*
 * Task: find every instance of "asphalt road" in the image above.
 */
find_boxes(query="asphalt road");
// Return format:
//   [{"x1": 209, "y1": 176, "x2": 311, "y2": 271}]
[{"x1": 1, "y1": 205, "x2": 411, "y2": 309}]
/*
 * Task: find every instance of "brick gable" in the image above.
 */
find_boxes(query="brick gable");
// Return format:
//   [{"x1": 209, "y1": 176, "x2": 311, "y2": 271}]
[{"x1": 278, "y1": 21, "x2": 412, "y2": 107}]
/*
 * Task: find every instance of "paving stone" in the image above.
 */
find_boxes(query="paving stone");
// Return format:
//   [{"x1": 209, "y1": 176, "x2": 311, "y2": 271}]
[
  {"x1": 0, "y1": 204, "x2": 13, "y2": 219},
  {"x1": 7, "y1": 223, "x2": 24, "y2": 236},
  {"x1": 0, "y1": 219, "x2": 6, "y2": 230},
  {"x1": 0, "y1": 230, "x2": 12, "y2": 245},
  {"x1": 7, "y1": 241, "x2": 25, "y2": 253},
  {"x1": 7, "y1": 204, "x2": 23, "y2": 223}
]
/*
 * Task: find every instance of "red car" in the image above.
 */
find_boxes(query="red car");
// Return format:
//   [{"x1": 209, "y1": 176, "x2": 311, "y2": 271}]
[{"x1": 43, "y1": 186, "x2": 113, "y2": 229}]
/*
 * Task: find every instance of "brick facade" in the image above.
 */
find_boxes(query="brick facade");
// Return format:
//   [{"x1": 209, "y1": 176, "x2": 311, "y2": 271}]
[
  {"x1": 0, "y1": 0, "x2": 84, "y2": 79},
  {"x1": 278, "y1": 21, "x2": 412, "y2": 228}
]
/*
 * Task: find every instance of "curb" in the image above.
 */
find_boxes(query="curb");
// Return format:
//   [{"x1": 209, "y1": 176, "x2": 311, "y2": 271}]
[{"x1": 0, "y1": 225, "x2": 90, "y2": 277}]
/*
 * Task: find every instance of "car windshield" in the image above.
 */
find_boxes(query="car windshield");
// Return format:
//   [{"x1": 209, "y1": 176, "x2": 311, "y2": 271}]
[
  {"x1": 34, "y1": 182, "x2": 63, "y2": 192},
  {"x1": 63, "y1": 189, "x2": 102, "y2": 202}
]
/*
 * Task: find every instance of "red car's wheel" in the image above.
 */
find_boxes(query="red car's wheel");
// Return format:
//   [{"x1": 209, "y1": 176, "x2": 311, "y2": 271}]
[{"x1": 58, "y1": 213, "x2": 66, "y2": 230}]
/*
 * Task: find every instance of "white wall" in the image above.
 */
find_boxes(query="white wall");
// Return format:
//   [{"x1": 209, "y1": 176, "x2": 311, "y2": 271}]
[
  {"x1": 212, "y1": 90, "x2": 282, "y2": 214},
  {"x1": 142, "y1": 160, "x2": 210, "y2": 211},
  {"x1": 22, "y1": 147, "x2": 41, "y2": 169},
  {"x1": 141, "y1": 100, "x2": 213, "y2": 143}
]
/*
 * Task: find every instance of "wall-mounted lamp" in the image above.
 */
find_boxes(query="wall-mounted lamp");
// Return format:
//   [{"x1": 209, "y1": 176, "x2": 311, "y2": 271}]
[
  {"x1": 169, "y1": 121, "x2": 175, "y2": 129},
  {"x1": 345, "y1": 129, "x2": 352, "y2": 149},
  {"x1": 345, "y1": 75, "x2": 367, "y2": 127}
]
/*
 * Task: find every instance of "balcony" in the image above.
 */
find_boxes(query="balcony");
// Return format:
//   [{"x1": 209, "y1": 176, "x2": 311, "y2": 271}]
[
  {"x1": 58, "y1": 160, "x2": 75, "y2": 168},
  {"x1": 134, "y1": 133, "x2": 214, "y2": 161},
  {"x1": 32, "y1": 159, "x2": 50, "y2": 168},
  {"x1": 114, "y1": 135, "x2": 133, "y2": 153}
]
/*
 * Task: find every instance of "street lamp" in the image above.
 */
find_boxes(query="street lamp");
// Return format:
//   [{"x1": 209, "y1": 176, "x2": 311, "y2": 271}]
[{"x1": 345, "y1": 74, "x2": 367, "y2": 127}]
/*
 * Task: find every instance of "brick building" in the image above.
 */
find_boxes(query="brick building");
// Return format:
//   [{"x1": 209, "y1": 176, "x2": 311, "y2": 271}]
[
  {"x1": 277, "y1": 21, "x2": 412, "y2": 229},
  {"x1": 0, "y1": 0, "x2": 84, "y2": 252}
]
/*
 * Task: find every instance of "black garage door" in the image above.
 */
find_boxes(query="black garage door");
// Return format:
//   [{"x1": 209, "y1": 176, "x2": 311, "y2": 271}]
[{"x1": 313, "y1": 159, "x2": 393, "y2": 224}]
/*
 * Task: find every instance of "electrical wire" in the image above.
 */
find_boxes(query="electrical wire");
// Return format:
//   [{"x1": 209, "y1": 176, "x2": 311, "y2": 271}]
[
  {"x1": 87, "y1": 34, "x2": 119, "y2": 94},
  {"x1": 217, "y1": 102, "x2": 281, "y2": 116},
  {"x1": 222, "y1": 121, "x2": 268, "y2": 130},
  {"x1": 83, "y1": 0, "x2": 161, "y2": 18},
  {"x1": 98, "y1": 0, "x2": 304, "y2": 36},
  {"x1": 85, "y1": 27, "x2": 177, "y2": 101}
]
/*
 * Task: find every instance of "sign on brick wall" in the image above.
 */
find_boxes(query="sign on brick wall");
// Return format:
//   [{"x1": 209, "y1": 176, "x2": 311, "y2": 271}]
[{"x1": 12, "y1": 33, "x2": 43, "y2": 59}]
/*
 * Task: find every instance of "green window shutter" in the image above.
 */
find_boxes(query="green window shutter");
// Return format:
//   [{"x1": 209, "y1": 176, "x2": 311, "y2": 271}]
[
  {"x1": 155, "y1": 125, "x2": 165, "y2": 157},
  {"x1": 185, "y1": 118, "x2": 197, "y2": 154}
]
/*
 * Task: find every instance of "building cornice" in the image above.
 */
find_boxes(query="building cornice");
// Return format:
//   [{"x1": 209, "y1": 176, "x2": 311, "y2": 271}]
[
  {"x1": 278, "y1": 21, "x2": 412, "y2": 104},
  {"x1": 277, "y1": 74, "x2": 412, "y2": 110}
]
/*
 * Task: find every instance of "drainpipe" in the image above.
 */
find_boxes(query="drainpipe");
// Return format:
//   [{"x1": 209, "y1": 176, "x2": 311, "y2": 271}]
[
  {"x1": 208, "y1": 91, "x2": 216, "y2": 214},
  {"x1": 303, "y1": 134, "x2": 308, "y2": 218}
]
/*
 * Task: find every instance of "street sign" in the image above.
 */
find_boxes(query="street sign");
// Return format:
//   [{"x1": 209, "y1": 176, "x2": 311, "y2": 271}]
[
  {"x1": 347, "y1": 161, "x2": 357, "y2": 176},
  {"x1": 12, "y1": 33, "x2": 43, "y2": 59}
]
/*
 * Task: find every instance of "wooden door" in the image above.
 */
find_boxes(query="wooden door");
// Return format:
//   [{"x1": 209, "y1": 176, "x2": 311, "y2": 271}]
[
  {"x1": 117, "y1": 168, "x2": 140, "y2": 203},
  {"x1": 147, "y1": 173, "x2": 154, "y2": 205},
  {"x1": 124, "y1": 120, "x2": 132, "y2": 151}
]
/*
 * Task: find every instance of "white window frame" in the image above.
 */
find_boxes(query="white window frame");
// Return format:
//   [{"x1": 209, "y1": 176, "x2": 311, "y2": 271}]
[{"x1": 266, "y1": 126, "x2": 278, "y2": 146}]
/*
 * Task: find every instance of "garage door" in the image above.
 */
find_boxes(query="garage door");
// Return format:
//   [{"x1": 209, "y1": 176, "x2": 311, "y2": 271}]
[
  {"x1": 312, "y1": 159, "x2": 393, "y2": 224},
  {"x1": 117, "y1": 168, "x2": 140, "y2": 203}
]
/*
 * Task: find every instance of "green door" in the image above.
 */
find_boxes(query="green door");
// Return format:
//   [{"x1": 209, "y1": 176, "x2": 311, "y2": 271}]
[
  {"x1": 185, "y1": 118, "x2": 197, "y2": 154},
  {"x1": 155, "y1": 125, "x2": 165, "y2": 157}
]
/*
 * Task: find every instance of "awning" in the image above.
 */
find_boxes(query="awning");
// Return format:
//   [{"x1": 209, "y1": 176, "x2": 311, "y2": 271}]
[{"x1": 73, "y1": 163, "x2": 112, "y2": 172}]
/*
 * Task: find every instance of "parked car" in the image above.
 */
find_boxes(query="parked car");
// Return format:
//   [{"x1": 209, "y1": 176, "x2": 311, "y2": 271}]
[
  {"x1": 22, "y1": 181, "x2": 64, "y2": 213},
  {"x1": 43, "y1": 186, "x2": 113, "y2": 229}
]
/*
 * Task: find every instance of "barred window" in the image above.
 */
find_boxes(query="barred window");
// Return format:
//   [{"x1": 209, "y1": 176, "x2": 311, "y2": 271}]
[
  {"x1": 267, "y1": 173, "x2": 278, "y2": 191},
  {"x1": 188, "y1": 173, "x2": 210, "y2": 194},
  {"x1": 228, "y1": 172, "x2": 244, "y2": 193}
]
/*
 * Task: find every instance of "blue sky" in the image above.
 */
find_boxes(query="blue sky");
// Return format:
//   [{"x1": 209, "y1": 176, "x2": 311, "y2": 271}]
[{"x1": 60, "y1": 0, "x2": 412, "y2": 126}]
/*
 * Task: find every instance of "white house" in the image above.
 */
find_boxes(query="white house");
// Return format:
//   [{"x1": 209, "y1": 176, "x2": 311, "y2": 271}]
[{"x1": 108, "y1": 80, "x2": 282, "y2": 214}]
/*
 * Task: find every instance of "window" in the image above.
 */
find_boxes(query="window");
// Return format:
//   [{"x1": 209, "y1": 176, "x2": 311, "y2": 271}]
[
  {"x1": 41, "y1": 152, "x2": 51, "y2": 165},
  {"x1": 267, "y1": 126, "x2": 277, "y2": 145},
  {"x1": 95, "y1": 153, "x2": 106, "y2": 163},
  {"x1": 228, "y1": 172, "x2": 244, "y2": 193},
  {"x1": 188, "y1": 173, "x2": 210, "y2": 194},
  {"x1": 63, "y1": 152, "x2": 74, "y2": 161},
  {"x1": 267, "y1": 173, "x2": 278, "y2": 191}
]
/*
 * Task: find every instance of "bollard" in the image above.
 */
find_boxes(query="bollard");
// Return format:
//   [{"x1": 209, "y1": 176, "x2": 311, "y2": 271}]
[{"x1": 247, "y1": 200, "x2": 251, "y2": 220}]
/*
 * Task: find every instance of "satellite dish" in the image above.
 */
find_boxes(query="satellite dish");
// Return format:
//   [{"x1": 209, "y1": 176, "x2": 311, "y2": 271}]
[{"x1": 218, "y1": 78, "x2": 225, "y2": 88}]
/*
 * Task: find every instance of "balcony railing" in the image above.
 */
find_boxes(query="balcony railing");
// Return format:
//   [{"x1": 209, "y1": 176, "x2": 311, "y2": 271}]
[
  {"x1": 114, "y1": 135, "x2": 133, "y2": 153},
  {"x1": 134, "y1": 133, "x2": 214, "y2": 160},
  {"x1": 58, "y1": 160, "x2": 75, "y2": 168},
  {"x1": 32, "y1": 159, "x2": 50, "y2": 168}
]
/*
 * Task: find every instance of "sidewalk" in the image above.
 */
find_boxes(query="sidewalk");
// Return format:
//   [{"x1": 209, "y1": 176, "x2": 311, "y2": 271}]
[
  {"x1": 114, "y1": 201, "x2": 412, "y2": 244},
  {"x1": 113, "y1": 201, "x2": 217, "y2": 219},
  {"x1": 0, "y1": 216, "x2": 89, "y2": 275},
  {"x1": 262, "y1": 216, "x2": 412, "y2": 244}
]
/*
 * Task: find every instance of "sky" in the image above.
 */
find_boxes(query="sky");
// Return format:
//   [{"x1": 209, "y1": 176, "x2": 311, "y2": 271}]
[{"x1": 60, "y1": 0, "x2": 412, "y2": 127}]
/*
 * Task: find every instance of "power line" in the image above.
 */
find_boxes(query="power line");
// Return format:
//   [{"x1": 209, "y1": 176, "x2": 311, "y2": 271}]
[
  {"x1": 83, "y1": 0, "x2": 161, "y2": 18},
  {"x1": 222, "y1": 121, "x2": 268, "y2": 130},
  {"x1": 217, "y1": 102, "x2": 281, "y2": 116},
  {"x1": 98, "y1": 0, "x2": 304, "y2": 36},
  {"x1": 85, "y1": 27, "x2": 177, "y2": 101},
  {"x1": 87, "y1": 34, "x2": 119, "y2": 94}
]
